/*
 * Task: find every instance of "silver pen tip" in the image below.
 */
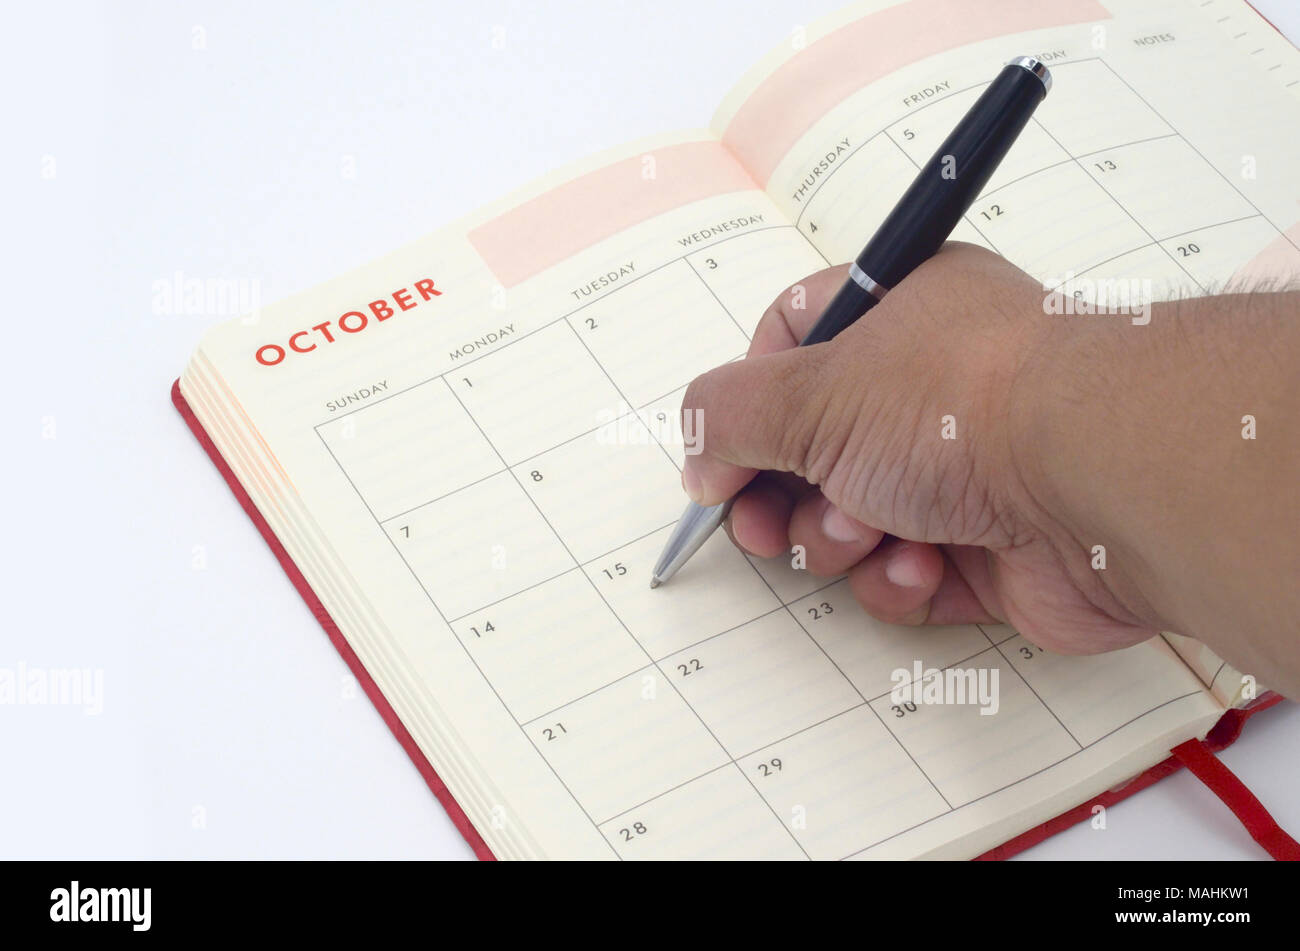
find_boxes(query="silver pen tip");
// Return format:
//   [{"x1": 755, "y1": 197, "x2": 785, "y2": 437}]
[{"x1": 649, "y1": 577, "x2": 662, "y2": 589}]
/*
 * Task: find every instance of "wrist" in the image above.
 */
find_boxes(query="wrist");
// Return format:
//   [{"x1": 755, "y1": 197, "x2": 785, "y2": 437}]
[{"x1": 1006, "y1": 297, "x2": 1170, "y2": 631}]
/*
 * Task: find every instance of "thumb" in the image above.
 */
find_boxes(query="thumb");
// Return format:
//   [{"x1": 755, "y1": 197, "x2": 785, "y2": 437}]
[{"x1": 680, "y1": 343, "x2": 841, "y2": 505}]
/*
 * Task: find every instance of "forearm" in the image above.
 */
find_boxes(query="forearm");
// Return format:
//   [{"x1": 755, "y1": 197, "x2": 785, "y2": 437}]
[{"x1": 1020, "y1": 289, "x2": 1300, "y2": 696}]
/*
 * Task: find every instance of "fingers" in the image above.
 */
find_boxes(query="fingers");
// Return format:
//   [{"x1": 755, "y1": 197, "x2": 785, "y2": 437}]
[
  {"x1": 726, "y1": 474, "x2": 797, "y2": 559},
  {"x1": 847, "y1": 539, "x2": 944, "y2": 625},
  {"x1": 846, "y1": 540, "x2": 1003, "y2": 626},
  {"x1": 678, "y1": 264, "x2": 855, "y2": 507},
  {"x1": 747, "y1": 264, "x2": 852, "y2": 357},
  {"x1": 788, "y1": 496, "x2": 884, "y2": 575},
  {"x1": 681, "y1": 343, "x2": 839, "y2": 505},
  {"x1": 730, "y1": 497, "x2": 1009, "y2": 628},
  {"x1": 726, "y1": 482, "x2": 885, "y2": 575}
]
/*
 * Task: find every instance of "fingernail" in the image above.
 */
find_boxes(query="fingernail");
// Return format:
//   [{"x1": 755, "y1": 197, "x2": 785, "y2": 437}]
[
  {"x1": 682, "y1": 461, "x2": 704, "y2": 503},
  {"x1": 821, "y1": 504, "x2": 860, "y2": 543},
  {"x1": 885, "y1": 545, "x2": 927, "y2": 587}
]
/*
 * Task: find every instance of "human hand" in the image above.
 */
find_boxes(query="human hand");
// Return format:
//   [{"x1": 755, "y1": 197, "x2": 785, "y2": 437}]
[{"x1": 680, "y1": 242, "x2": 1157, "y2": 655}]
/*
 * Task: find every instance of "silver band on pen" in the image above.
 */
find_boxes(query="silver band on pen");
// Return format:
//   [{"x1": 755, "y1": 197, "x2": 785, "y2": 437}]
[
  {"x1": 1006, "y1": 55, "x2": 1052, "y2": 95},
  {"x1": 848, "y1": 263, "x2": 890, "y2": 300}
]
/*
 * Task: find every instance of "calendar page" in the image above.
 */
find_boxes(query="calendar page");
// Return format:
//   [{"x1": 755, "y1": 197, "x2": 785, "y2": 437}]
[
  {"x1": 717, "y1": 0, "x2": 1300, "y2": 293},
  {"x1": 181, "y1": 0, "x2": 1300, "y2": 859}
]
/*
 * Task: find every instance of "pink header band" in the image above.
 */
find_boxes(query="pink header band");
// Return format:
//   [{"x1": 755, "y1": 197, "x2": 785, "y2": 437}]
[
  {"x1": 467, "y1": 140, "x2": 755, "y2": 288},
  {"x1": 467, "y1": 1, "x2": 1112, "y2": 287},
  {"x1": 722, "y1": 0, "x2": 1112, "y2": 187},
  {"x1": 1230, "y1": 221, "x2": 1300, "y2": 285}
]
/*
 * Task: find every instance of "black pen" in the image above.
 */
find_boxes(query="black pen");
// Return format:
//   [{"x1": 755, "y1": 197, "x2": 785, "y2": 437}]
[{"x1": 651, "y1": 55, "x2": 1052, "y2": 588}]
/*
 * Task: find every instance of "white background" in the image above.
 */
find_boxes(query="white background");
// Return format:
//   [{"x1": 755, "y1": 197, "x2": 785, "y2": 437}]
[{"x1": 3, "y1": 0, "x2": 1297, "y2": 860}]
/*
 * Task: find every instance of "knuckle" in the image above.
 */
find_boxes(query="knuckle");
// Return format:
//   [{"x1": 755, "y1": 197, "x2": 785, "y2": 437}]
[{"x1": 771, "y1": 348, "x2": 839, "y2": 478}]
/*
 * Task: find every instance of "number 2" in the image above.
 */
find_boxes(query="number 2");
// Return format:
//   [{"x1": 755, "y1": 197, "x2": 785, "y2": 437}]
[
  {"x1": 620, "y1": 821, "x2": 648, "y2": 841},
  {"x1": 806, "y1": 602, "x2": 834, "y2": 620},
  {"x1": 676, "y1": 658, "x2": 703, "y2": 677}
]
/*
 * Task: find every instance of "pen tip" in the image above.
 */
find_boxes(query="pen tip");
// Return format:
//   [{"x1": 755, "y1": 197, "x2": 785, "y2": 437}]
[{"x1": 649, "y1": 577, "x2": 661, "y2": 589}]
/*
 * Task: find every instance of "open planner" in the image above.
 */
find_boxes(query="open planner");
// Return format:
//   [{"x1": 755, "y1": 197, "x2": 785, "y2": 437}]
[{"x1": 174, "y1": 0, "x2": 1300, "y2": 859}]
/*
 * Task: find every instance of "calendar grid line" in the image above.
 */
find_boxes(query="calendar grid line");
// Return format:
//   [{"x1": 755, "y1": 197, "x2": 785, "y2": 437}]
[
  {"x1": 862, "y1": 642, "x2": 1021, "y2": 705},
  {"x1": 315, "y1": 429, "x2": 380, "y2": 523},
  {"x1": 685, "y1": 256, "x2": 755, "y2": 342},
  {"x1": 379, "y1": 467, "x2": 518, "y2": 524},
  {"x1": 569, "y1": 519, "x2": 678, "y2": 572},
  {"x1": 558, "y1": 317, "x2": 685, "y2": 478},
  {"x1": 313, "y1": 226, "x2": 797, "y2": 430},
  {"x1": 754, "y1": 571, "x2": 847, "y2": 607},
  {"x1": 546, "y1": 304, "x2": 842, "y2": 854},
  {"x1": 792, "y1": 75, "x2": 1001, "y2": 225},
  {"x1": 976, "y1": 157, "x2": 1074, "y2": 199},
  {"x1": 594, "y1": 621, "x2": 1118, "y2": 830},
  {"x1": 975, "y1": 621, "x2": 1018, "y2": 646},
  {"x1": 686, "y1": 278, "x2": 961, "y2": 815},
  {"x1": 791, "y1": 57, "x2": 1288, "y2": 290},
  {"x1": 446, "y1": 567, "x2": 578, "y2": 624},
  {"x1": 1094, "y1": 58, "x2": 1298, "y2": 256},
  {"x1": 433, "y1": 375, "x2": 654, "y2": 858},
  {"x1": 991, "y1": 638, "x2": 1084, "y2": 750},
  {"x1": 721, "y1": 759, "x2": 818, "y2": 856},
  {"x1": 518, "y1": 602, "x2": 789, "y2": 726},
  {"x1": 1158, "y1": 633, "x2": 1213, "y2": 693},
  {"x1": 969, "y1": 131, "x2": 1181, "y2": 208},
  {"x1": 1208, "y1": 660, "x2": 1228, "y2": 693},
  {"x1": 1030, "y1": 118, "x2": 1209, "y2": 294},
  {"x1": 444, "y1": 537, "x2": 846, "y2": 629},
  {"x1": 723, "y1": 760, "x2": 815, "y2": 859},
  {"x1": 792, "y1": 57, "x2": 1114, "y2": 228},
  {"x1": 1073, "y1": 131, "x2": 1180, "y2": 160},
  {"x1": 655, "y1": 254, "x2": 959, "y2": 813},
  {"x1": 597, "y1": 702, "x2": 890, "y2": 826},
  {"x1": 838, "y1": 689, "x2": 1208, "y2": 860},
  {"x1": 444, "y1": 276, "x2": 888, "y2": 853},
  {"x1": 593, "y1": 762, "x2": 734, "y2": 827},
  {"x1": 375, "y1": 358, "x2": 758, "y2": 526},
  {"x1": 724, "y1": 704, "x2": 873, "y2": 767},
  {"x1": 646, "y1": 277, "x2": 887, "y2": 784},
  {"x1": 314, "y1": 426, "x2": 621, "y2": 859},
  {"x1": 526, "y1": 618, "x2": 1030, "y2": 731},
  {"x1": 865, "y1": 701, "x2": 955, "y2": 811},
  {"x1": 882, "y1": 127, "x2": 1004, "y2": 256},
  {"x1": 1043, "y1": 213, "x2": 1265, "y2": 290},
  {"x1": 437, "y1": 369, "x2": 814, "y2": 859},
  {"x1": 646, "y1": 594, "x2": 789, "y2": 660}
]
